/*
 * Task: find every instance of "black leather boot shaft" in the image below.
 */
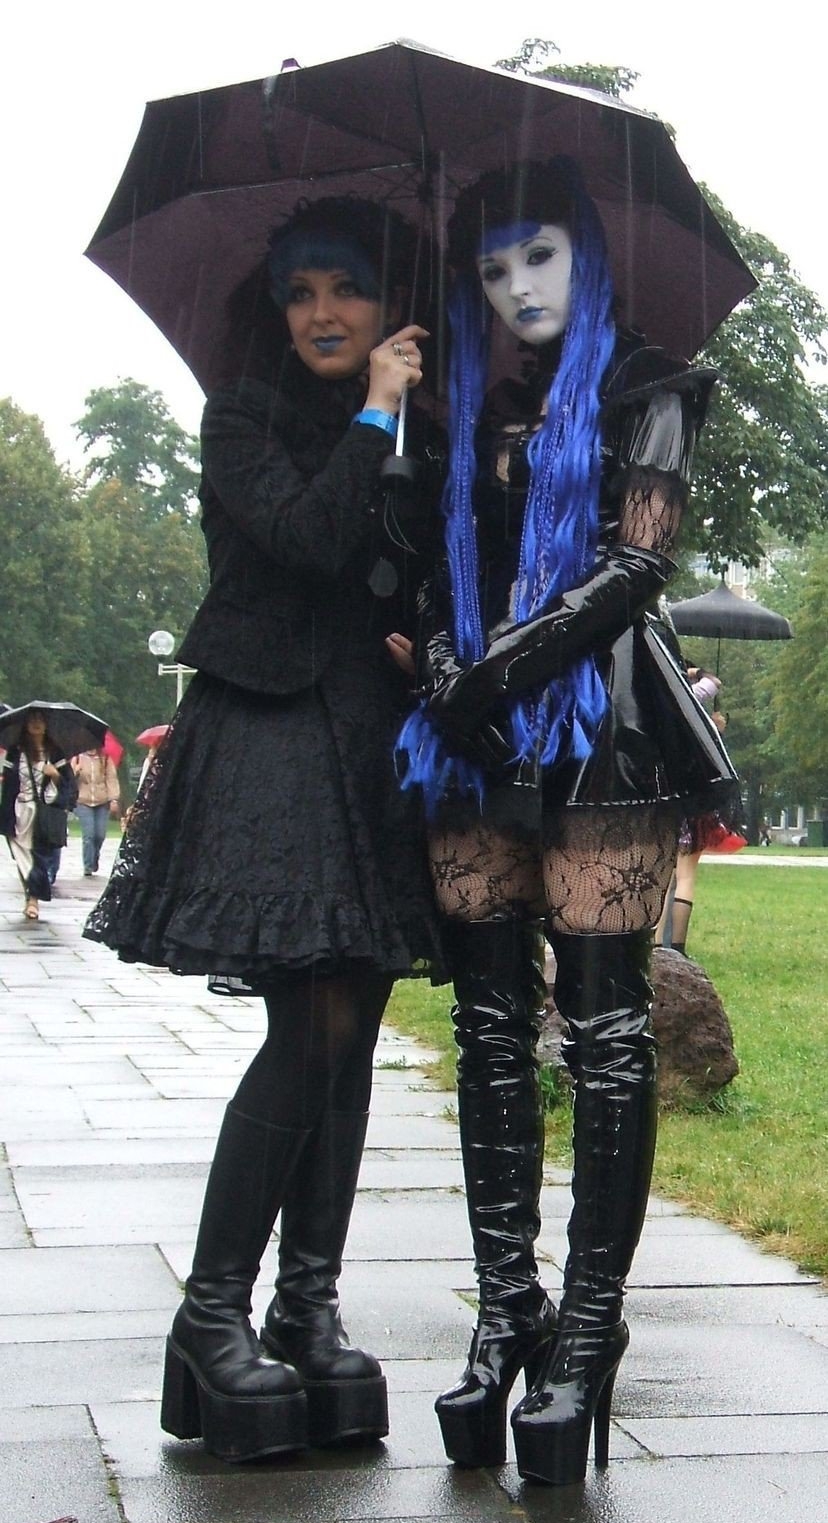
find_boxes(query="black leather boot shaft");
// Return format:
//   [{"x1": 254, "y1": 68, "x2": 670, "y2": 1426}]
[{"x1": 260, "y1": 1109, "x2": 388, "y2": 1443}]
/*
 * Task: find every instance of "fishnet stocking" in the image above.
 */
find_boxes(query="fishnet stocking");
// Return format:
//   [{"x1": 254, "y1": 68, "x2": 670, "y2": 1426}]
[{"x1": 618, "y1": 466, "x2": 686, "y2": 557}]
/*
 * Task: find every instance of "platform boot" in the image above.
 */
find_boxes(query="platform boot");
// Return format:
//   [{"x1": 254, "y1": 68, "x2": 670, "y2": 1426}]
[
  {"x1": 512, "y1": 928, "x2": 657, "y2": 1486},
  {"x1": 435, "y1": 919, "x2": 558, "y2": 1467},
  {"x1": 260, "y1": 1108, "x2": 389, "y2": 1445},
  {"x1": 161, "y1": 1104, "x2": 309, "y2": 1462}
]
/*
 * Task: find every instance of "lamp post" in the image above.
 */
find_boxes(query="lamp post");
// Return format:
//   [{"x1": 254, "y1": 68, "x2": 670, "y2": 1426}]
[{"x1": 147, "y1": 630, "x2": 195, "y2": 707}]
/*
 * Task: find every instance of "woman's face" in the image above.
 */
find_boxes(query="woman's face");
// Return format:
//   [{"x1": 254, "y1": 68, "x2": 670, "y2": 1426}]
[
  {"x1": 25, "y1": 712, "x2": 46, "y2": 742},
  {"x1": 284, "y1": 268, "x2": 385, "y2": 379},
  {"x1": 476, "y1": 224, "x2": 573, "y2": 345}
]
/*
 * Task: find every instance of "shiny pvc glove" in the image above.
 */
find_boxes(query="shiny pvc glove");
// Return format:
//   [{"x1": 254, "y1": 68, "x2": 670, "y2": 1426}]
[{"x1": 427, "y1": 543, "x2": 675, "y2": 742}]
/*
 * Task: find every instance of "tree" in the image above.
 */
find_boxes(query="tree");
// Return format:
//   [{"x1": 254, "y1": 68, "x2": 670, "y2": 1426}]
[
  {"x1": 495, "y1": 40, "x2": 828, "y2": 570},
  {"x1": 75, "y1": 379, "x2": 199, "y2": 519},
  {"x1": 496, "y1": 38, "x2": 639, "y2": 100},
  {"x1": 770, "y1": 539, "x2": 828, "y2": 803},
  {"x1": 0, "y1": 397, "x2": 90, "y2": 704},
  {"x1": 77, "y1": 477, "x2": 208, "y2": 745}
]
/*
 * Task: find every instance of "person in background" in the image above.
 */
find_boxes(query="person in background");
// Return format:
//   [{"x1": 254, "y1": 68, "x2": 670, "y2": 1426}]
[
  {"x1": 656, "y1": 669, "x2": 730, "y2": 954},
  {"x1": 1, "y1": 708, "x2": 77, "y2": 919},
  {"x1": 72, "y1": 747, "x2": 121, "y2": 876}
]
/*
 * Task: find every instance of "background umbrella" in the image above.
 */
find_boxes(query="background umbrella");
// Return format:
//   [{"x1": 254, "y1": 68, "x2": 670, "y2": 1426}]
[
  {"x1": 135, "y1": 724, "x2": 170, "y2": 747},
  {"x1": 669, "y1": 582, "x2": 793, "y2": 671},
  {"x1": 103, "y1": 730, "x2": 125, "y2": 766},
  {"x1": 0, "y1": 701, "x2": 109, "y2": 756},
  {"x1": 85, "y1": 40, "x2": 756, "y2": 393}
]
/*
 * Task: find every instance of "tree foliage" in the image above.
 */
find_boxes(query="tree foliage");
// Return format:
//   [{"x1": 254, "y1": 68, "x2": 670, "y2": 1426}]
[
  {"x1": 0, "y1": 389, "x2": 206, "y2": 789},
  {"x1": 0, "y1": 397, "x2": 89, "y2": 703},
  {"x1": 770, "y1": 540, "x2": 828, "y2": 800},
  {"x1": 75, "y1": 379, "x2": 199, "y2": 519},
  {"x1": 495, "y1": 40, "x2": 828, "y2": 571},
  {"x1": 496, "y1": 38, "x2": 638, "y2": 99}
]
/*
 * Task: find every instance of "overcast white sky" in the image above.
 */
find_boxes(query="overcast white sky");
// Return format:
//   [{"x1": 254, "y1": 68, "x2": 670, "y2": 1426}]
[{"x1": 2, "y1": 2, "x2": 825, "y2": 466}]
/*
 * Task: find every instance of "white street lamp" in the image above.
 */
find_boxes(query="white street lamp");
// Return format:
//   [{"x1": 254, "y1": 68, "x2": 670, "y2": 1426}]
[{"x1": 147, "y1": 631, "x2": 195, "y2": 707}]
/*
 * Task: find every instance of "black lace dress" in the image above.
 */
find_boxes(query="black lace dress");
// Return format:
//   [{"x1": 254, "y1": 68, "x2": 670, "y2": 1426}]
[{"x1": 85, "y1": 362, "x2": 444, "y2": 989}]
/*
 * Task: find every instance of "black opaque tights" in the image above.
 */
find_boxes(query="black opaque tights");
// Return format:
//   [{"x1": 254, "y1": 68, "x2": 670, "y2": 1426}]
[{"x1": 230, "y1": 970, "x2": 392, "y2": 1129}]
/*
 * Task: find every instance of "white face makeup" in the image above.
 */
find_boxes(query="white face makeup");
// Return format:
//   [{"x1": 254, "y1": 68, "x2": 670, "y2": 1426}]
[{"x1": 476, "y1": 224, "x2": 573, "y2": 345}]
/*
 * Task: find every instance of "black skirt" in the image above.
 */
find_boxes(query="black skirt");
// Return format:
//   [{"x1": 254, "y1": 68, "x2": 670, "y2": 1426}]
[{"x1": 85, "y1": 662, "x2": 443, "y2": 989}]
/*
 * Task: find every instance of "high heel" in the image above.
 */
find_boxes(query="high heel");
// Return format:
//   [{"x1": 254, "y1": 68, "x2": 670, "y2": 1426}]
[
  {"x1": 436, "y1": 1300, "x2": 557, "y2": 1467},
  {"x1": 512, "y1": 1322, "x2": 628, "y2": 1485},
  {"x1": 436, "y1": 919, "x2": 553, "y2": 1468}
]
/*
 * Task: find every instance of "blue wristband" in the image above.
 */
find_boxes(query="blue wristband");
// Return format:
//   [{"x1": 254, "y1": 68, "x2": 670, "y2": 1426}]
[{"x1": 352, "y1": 408, "x2": 398, "y2": 438}]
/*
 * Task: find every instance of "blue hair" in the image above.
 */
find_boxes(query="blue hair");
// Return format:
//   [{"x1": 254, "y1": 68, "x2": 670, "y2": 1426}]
[
  {"x1": 268, "y1": 231, "x2": 381, "y2": 305},
  {"x1": 397, "y1": 162, "x2": 616, "y2": 810}
]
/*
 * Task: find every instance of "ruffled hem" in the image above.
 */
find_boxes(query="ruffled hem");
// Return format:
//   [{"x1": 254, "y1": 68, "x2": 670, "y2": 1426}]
[{"x1": 84, "y1": 877, "x2": 438, "y2": 986}]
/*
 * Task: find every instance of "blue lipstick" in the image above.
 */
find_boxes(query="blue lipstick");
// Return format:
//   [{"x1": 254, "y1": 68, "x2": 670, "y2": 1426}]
[
  {"x1": 313, "y1": 336, "x2": 345, "y2": 353},
  {"x1": 516, "y1": 307, "x2": 545, "y2": 324}
]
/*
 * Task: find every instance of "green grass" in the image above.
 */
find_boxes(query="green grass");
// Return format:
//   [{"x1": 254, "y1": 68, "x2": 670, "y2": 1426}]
[{"x1": 384, "y1": 865, "x2": 828, "y2": 1280}]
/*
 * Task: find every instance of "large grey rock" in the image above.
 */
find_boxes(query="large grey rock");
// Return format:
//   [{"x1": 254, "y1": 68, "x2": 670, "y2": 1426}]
[{"x1": 540, "y1": 945, "x2": 739, "y2": 1107}]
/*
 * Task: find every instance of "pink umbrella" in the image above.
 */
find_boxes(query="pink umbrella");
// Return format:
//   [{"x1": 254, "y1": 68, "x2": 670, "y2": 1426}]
[
  {"x1": 135, "y1": 724, "x2": 170, "y2": 748},
  {"x1": 103, "y1": 729, "x2": 125, "y2": 766}
]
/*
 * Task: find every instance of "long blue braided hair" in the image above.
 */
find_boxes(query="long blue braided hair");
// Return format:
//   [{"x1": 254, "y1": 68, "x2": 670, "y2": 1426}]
[{"x1": 397, "y1": 158, "x2": 616, "y2": 815}]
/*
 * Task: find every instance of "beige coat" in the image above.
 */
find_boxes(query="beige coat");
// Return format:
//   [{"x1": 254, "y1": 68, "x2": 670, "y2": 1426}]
[{"x1": 72, "y1": 751, "x2": 120, "y2": 808}]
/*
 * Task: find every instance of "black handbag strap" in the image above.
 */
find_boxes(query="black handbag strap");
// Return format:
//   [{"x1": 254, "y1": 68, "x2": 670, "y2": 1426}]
[{"x1": 24, "y1": 752, "x2": 51, "y2": 804}]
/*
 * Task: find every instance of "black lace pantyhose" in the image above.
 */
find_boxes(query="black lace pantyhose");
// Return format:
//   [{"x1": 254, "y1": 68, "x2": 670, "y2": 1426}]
[{"x1": 429, "y1": 804, "x2": 679, "y2": 935}]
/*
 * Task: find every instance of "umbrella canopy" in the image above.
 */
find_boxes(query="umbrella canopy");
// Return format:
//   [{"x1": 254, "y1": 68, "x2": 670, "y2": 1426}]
[
  {"x1": 135, "y1": 724, "x2": 170, "y2": 748},
  {"x1": 0, "y1": 701, "x2": 109, "y2": 756},
  {"x1": 103, "y1": 730, "x2": 125, "y2": 766},
  {"x1": 669, "y1": 583, "x2": 793, "y2": 642},
  {"x1": 85, "y1": 40, "x2": 756, "y2": 392}
]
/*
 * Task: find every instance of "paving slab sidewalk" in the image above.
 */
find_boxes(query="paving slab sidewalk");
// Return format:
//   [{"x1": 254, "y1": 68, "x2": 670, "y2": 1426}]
[{"x1": 1, "y1": 837, "x2": 826, "y2": 1523}]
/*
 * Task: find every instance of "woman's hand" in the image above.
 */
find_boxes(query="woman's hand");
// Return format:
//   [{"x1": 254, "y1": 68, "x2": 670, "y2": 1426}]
[
  {"x1": 42, "y1": 762, "x2": 60, "y2": 781},
  {"x1": 385, "y1": 633, "x2": 416, "y2": 677},
  {"x1": 365, "y1": 325, "x2": 428, "y2": 416}
]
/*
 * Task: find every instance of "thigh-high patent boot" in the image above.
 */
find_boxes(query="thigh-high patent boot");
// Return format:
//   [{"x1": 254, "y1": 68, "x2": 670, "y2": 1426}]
[
  {"x1": 512, "y1": 928, "x2": 657, "y2": 1485},
  {"x1": 435, "y1": 919, "x2": 558, "y2": 1467}
]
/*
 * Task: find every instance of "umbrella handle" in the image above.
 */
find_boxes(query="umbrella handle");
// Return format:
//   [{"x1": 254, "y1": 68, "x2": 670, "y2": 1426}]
[{"x1": 380, "y1": 388, "x2": 417, "y2": 484}]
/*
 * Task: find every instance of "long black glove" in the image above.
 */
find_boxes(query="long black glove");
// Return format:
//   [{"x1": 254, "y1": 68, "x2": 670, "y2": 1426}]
[
  {"x1": 418, "y1": 585, "x2": 515, "y2": 770},
  {"x1": 427, "y1": 544, "x2": 675, "y2": 741}
]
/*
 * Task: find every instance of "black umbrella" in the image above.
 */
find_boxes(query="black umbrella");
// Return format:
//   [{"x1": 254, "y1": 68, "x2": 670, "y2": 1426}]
[
  {"x1": 0, "y1": 701, "x2": 109, "y2": 757},
  {"x1": 85, "y1": 40, "x2": 756, "y2": 393},
  {"x1": 668, "y1": 582, "x2": 793, "y2": 671}
]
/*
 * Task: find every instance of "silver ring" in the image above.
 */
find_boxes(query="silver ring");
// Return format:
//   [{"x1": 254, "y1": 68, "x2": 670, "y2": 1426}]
[
  {"x1": 392, "y1": 342, "x2": 405, "y2": 357},
  {"x1": 401, "y1": 353, "x2": 411, "y2": 366}
]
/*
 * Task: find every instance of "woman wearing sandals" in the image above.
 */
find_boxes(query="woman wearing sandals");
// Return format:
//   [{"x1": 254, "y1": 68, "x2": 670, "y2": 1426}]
[
  {"x1": 86, "y1": 197, "x2": 442, "y2": 1463},
  {"x1": 398, "y1": 158, "x2": 738, "y2": 1485},
  {"x1": 1, "y1": 708, "x2": 77, "y2": 919}
]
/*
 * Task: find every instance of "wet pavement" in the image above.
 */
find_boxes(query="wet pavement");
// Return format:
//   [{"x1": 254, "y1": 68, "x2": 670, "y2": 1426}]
[{"x1": 2, "y1": 834, "x2": 827, "y2": 1523}]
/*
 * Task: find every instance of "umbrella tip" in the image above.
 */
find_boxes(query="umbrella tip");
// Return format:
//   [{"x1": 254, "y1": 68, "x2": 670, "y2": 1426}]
[{"x1": 280, "y1": 57, "x2": 300, "y2": 72}]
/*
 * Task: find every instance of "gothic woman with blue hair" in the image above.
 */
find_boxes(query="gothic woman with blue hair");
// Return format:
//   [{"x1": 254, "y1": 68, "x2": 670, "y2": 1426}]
[{"x1": 398, "y1": 159, "x2": 737, "y2": 1485}]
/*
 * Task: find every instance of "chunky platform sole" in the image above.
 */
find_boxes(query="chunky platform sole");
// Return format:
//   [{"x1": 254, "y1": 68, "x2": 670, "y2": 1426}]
[
  {"x1": 160, "y1": 1337, "x2": 308, "y2": 1463},
  {"x1": 302, "y1": 1372, "x2": 388, "y2": 1445}
]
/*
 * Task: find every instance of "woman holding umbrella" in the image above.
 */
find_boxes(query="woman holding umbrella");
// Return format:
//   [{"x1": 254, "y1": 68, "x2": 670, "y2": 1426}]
[
  {"x1": 398, "y1": 158, "x2": 738, "y2": 1485},
  {"x1": 86, "y1": 197, "x2": 442, "y2": 1463},
  {"x1": 1, "y1": 706, "x2": 78, "y2": 919}
]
